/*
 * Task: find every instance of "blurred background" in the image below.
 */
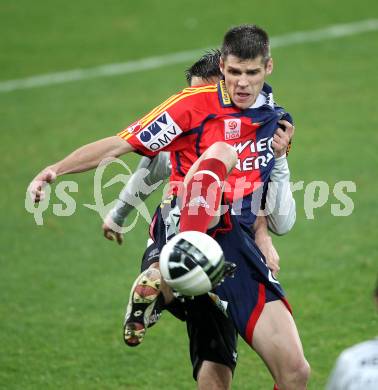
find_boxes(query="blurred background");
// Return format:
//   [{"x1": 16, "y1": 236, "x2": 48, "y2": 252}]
[{"x1": 1, "y1": 0, "x2": 377, "y2": 388}]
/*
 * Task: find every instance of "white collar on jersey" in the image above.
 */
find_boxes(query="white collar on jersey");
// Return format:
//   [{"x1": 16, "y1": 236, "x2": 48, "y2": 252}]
[{"x1": 249, "y1": 91, "x2": 275, "y2": 109}]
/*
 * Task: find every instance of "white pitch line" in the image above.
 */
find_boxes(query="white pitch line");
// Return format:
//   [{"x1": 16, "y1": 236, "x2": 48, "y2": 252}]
[{"x1": 1, "y1": 19, "x2": 377, "y2": 93}]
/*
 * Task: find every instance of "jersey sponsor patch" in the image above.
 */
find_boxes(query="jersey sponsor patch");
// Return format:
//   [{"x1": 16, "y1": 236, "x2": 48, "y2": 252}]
[
  {"x1": 233, "y1": 137, "x2": 274, "y2": 172},
  {"x1": 224, "y1": 118, "x2": 241, "y2": 140},
  {"x1": 137, "y1": 111, "x2": 183, "y2": 151}
]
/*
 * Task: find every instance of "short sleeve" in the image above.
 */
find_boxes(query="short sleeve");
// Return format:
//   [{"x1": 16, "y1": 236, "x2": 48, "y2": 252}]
[{"x1": 118, "y1": 89, "x2": 195, "y2": 157}]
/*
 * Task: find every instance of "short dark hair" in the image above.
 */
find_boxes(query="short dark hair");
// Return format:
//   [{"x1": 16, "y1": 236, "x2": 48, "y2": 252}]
[
  {"x1": 185, "y1": 49, "x2": 222, "y2": 85},
  {"x1": 221, "y1": 24, "x2": 270, "y2": 64}
]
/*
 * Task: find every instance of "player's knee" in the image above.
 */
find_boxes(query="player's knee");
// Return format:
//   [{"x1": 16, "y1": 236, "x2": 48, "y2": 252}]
[
  {"x1": 197, "y1": 361, "x2": 232, "y2": 390},
  {"x1": 204, "y1": 142, "x2": 238, "y2": 170},
  {"x1": 293, "y1": 358, "x2": 310, "y2": 384},
  {"x1": 278, "y1": 357, "x2": 310, "y2": 389}
]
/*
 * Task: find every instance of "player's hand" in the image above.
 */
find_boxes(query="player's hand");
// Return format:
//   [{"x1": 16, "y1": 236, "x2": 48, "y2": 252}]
[
  {"x1": 28, "y1": 168, "x2": 57, "y2": 203},
  {"x1": 254, "y1": 234, "x2": 280, "y2": 277},
  {"x1": 102, "y1": 215, "x2": 123, "y2": 245},
  {"x1": 272, "y1": 120, "x2": 295, "y2": 158}
]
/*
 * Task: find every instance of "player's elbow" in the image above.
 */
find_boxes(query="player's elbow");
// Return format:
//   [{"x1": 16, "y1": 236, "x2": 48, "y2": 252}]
[
  {"x1": 268, "y1": 207, "x2": 296, "y2": 236},
  {"x1": 111, "y1": 136, "x2": 135, "y2": 157},
  {"x1": 271, "y1": 219, "x2": 295, "y2": 236}
]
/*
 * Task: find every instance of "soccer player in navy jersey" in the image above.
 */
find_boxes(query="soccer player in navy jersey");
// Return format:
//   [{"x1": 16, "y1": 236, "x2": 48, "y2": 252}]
[{"x1": 29, "y1": 25, "x2": 310, "y2": 389}]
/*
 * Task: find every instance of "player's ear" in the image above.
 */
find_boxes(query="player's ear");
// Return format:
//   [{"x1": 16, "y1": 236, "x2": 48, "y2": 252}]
[
  {"x1": 219, "y1": 57, "x2": 225, "y2": 75},
  {"x1": 265, "y1": 58, "x2": 273, "y2": 75}
]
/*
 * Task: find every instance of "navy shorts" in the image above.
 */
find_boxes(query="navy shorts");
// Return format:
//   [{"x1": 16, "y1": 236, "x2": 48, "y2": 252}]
[
  {"x1": 150, "y1": 195, "x2": 291, "y2": 346},
  {"x1": 210, "y1": 218, "x2": 291, "y2": 345}
]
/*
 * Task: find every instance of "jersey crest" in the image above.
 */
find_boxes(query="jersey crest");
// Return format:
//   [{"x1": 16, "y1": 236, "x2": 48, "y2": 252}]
[{"x1": 224, "y1": 118, "x2": 241, "y2": 140}]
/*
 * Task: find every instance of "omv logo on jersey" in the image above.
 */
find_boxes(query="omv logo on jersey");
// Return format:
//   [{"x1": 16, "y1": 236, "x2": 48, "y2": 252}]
[{"x1": 138, "y1": 112, "x2": 183, "y2": 151}]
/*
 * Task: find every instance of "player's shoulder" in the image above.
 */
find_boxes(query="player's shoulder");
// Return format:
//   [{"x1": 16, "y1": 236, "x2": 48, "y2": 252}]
[
  {"x1": 181, "y1": 83, "x2": 219, "y2": 105},
  {"x1": 258, "y1": 83, "x2": 293, "y2": 123},
  {"x1": 182, "y1": 80, "x2": 238, "y2": 114},
  {"x1": 182, "y1": 83, "x2": 218, "y2": 94},
  {"x1": 273, "y1": 102, "x2": 293, "y2": 124},
  {"x1": 138, "y1": 84, "x2": 218, "y2": 125}
]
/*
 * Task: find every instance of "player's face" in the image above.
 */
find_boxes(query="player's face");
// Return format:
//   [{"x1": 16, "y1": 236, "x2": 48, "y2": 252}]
[
  {"x1": 220, "y1": 55, "x2": 273, "y2": 109},
  {"x1": 190, "y1": 75, "x2": 221, "y2": 87}
]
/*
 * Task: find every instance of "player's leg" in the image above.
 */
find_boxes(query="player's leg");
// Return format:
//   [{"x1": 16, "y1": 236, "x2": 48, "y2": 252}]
[
  {"x1": 123, "y1": 264, "x2": 162, "y2": 346},
  {"x1": 180, "y1": 142, "x2": 237, "y2": 232},
  {"x1": 148, "y1": 261, "x2": 175, "y2": 304},
  {"x1": 183, "y1": 142, "x2": 237, "y2": 186},
  {"x1": 211, "y1": 219, "x2": 309, "y2": 389},
  {"x1": 123, "y1": 242, "x2": 175, "y2": 346},
  {"x1": 185, "y1": 294, "x2": 237, "y2": 390},
  {"x1": 197, "y1": 361, "x2": 232, "y2": 390},
  {"x1": 252, "y1": 300, "x2": 310, "y2": 390}
]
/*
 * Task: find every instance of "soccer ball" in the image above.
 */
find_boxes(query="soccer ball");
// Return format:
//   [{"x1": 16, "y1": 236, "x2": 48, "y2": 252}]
[{"x1": 159, "y1": 231, "x2": 226, "y2": 296}]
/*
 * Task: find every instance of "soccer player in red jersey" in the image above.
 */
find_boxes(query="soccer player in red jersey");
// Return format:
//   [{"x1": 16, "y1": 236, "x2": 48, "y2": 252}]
[
  {"x1": 104, "y1": 50, "x2": 295, "y2": 390},
  {"x1": 29, "y1": 25, "x2": 310, "y2": 389}
]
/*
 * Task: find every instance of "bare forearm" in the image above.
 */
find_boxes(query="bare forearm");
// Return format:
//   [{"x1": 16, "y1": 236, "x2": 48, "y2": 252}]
[
  {"x1": 29, "y1": 136, "x2": 134, "y2": 203},
  {"x1": 253, "y1": 215, "x2": 280, "y2": 276},
  {"x1": 49, "y1": 136, "x2": 133, "y2": 176},
  {"x1": 253, "y1": 215, "x2": 270, "y2": 239}
]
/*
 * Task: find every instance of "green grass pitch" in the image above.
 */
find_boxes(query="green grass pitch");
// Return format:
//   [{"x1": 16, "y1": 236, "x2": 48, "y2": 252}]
[{"x1": 1, "y1": 1, "x2": 377, "y2": 388}]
